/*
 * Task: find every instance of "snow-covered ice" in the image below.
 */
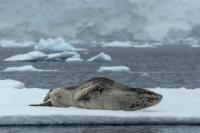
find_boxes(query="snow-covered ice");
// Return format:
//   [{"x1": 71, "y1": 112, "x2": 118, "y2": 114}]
[
  {"x1": 87, "y1": 52, "x2": 112, "y2": 62},
  {"x1": 35, "y1": 37, "x2": 77, "y2": 51},
  {"x1": 0, "y1": 79, "x2": 200, "y2": 125},
  {"x1": 0, "y1": 40, "x2": 36, "y2": 48},
  {"x1": 97, "y1": 66, "x2": 130, "y2": 72},
  {"x1": 3, "y1": 65, "x2": 57, "y2": 72},
  {"x1": 103, "y1": 41, "x2": 132, "y2": 47},
  {"x1": 5, "y1": 51, "x2": 47, "y2": 62}
]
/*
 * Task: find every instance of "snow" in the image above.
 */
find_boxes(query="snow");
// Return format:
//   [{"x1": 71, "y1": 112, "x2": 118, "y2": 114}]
[
  {"x1": 103, "y1": 41, "x2": 132, "y2": 47},
  {"x1": 3, "y1": 65, "x2": 57, "y2": 72},
  {"x1": 34, "y1": 37, "x2": 77, "y2": 51},
  {"x1": 5, "y1": 51, "x2": 47, "y2": 62},
  {"x1": 0, "y1": 40, "x2": 36, "y2": 48},
  {"x1": 87, "y1": 52, "x2": 112, "y2": 62},
  {"x1": 97, "y1": 66, "x2": 130, "y2": 72},
  {"x1": 0, "y1": 79, "x2": 200, "y2": 125}
]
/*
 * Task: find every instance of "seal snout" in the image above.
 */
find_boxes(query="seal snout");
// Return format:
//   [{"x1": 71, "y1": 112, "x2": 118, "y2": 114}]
[{"x1": 145, "y1": 92, "x2": 163, "y2": 106}]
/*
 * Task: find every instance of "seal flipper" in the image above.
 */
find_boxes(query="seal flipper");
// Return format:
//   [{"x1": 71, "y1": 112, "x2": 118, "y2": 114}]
[{"x1": 29, "y1": 100, "x2": 52, "y2": 107}]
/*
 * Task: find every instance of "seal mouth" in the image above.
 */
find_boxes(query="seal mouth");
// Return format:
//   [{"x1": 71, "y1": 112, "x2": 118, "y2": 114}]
[{"x1": 146, "y1": 93, "x2": 163, "y2": 106}]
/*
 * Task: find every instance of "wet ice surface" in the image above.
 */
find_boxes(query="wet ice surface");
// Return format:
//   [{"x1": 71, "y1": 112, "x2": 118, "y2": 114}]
[
  {"x1": 0, "y1": 125, "x2": 200, "y2": 133},
  {"x1": 0, "y1": 45, "x2": 200, "y2": 89}
]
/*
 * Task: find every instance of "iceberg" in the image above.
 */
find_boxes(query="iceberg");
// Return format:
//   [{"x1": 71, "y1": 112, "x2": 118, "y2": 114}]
[
  {"x1": 3, "y1": 65, "x2": 57, "y2": 72},
  {"x1": 34, "y1": 37, "x2": 77, "y2": 51},
  {"x1": 102, "y1": 41, "x2": 132, "y2": 47},
  {"x1": 87, "y1": 52, "x2": 112, "y2": 62},
  {"x1": 0, "y1": 40, "x2": 36, "y2": 48},
  {"x1": 0, "y1": 79, "x2": 200, "y2": 125},
  {"x1": 97, "y1": 66, "x2": 130, "y2": 72},
  {"x1": 5, "y1": 51, "x2": 47, "y2": 62}
]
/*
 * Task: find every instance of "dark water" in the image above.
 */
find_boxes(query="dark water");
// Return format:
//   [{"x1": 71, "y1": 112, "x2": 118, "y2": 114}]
[
  {"x1": 1, "y1": 125, "x2": 200, "y2": 133},
  {"x1": 0, "y1": 45, "x2": 200, "y2": 89}
]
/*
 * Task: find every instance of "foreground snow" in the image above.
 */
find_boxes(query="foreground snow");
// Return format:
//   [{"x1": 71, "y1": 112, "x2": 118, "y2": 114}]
[
  {"x1": 97, "y1": 66, "x2": 130, "y2": 72},
  {"x1": 3, "y1": 65, "x2": 57, "y2": 72},
  {"x1": 87, "y1": 52, "x2": 112, "y2": 62},
  {"x1": 0, "y1": 79, "x2": 200, "y2": 125}
]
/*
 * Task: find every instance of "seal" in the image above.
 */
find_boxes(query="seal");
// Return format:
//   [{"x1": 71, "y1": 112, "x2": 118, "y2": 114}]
[{"x1": 30, "y1": 77, "x2": 162, "y2": 111}]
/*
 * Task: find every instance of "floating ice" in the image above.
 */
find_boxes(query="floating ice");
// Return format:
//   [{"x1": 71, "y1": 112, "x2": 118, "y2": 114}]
[
  {"x1": 0, "y1": 79, "x2": 24, "y2": 89},
  {"x1": 65, "y1": 53, "x2": 83, "y2": 61},
  {"x1": 0, "y1": 40, "x2": 36, "y2": 48},
  {"x1": 133, "y1": 43, "x2": 156, "y2": 48},
  {"x1": 102, "y1": 41, "x2": 132, "y2": 47},
  {"x1": 5, "y1": 51, "x2": 47, "y2": 62},
  {"x1": 35, "y1": 37, "x2": 77, "y2": 51},
  {"x1": 3, "y1": 65, "x2": 57, "y2": 72},
  {"x1": 97, "y1": 66, "x2": 130, "y2": 72},
  {"x1": 87, "y1": 52, "x2": 112, "y2": 62},
  {"x1": 0, "y1": 80, "x2": 200, "y2": 125},
  {"x1": 46, "y1": 51, "x2": 78, "y2": 61}
]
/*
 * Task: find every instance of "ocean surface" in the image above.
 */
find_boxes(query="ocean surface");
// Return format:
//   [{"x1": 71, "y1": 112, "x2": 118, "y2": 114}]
[
  {"x1": 1, "y1": 45, "x2": 200, "y2": 132},
  {"x1": 0, "y1": 45, "x2": 200, "y2": 89}
]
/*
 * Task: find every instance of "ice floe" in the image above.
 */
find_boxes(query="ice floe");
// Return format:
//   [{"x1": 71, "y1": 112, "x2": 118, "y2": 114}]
[
  {"x1": 0, "y1": 40, "x2": 36, "y2": 48},
  {"x1": 46, "y1": 51, "x2": 78, "y2": 61},
  {"x1": 65, "y1": 53, "x2": 83, "y2": 62},
  {"x1": 87, "y1": 52, "x2": 112, "y2": 62},
  {"x1": 34, "y1": 37, "x2": 77, "y2": 51},
  {"x1": 3, "y1": 65, "x2": 57, "y2": 72},
  {"x1": 102, "y1": 41, "x2": 132, "y2": 47},
  {"x1": 97, "y1": 66, "x2": 130, "y2": 72},
  {"x1": 5, "y1": 51, "x2": 47, "y2": 62},
  {"x1": 5, "y1": 50, "x2": 83, "y2": 62},
  {"x1": 0, "y1": 79, "x2": 24, "y2": 89},
  {"x1": 0, "y1": 79, "x2": 200, "y2": 125}
]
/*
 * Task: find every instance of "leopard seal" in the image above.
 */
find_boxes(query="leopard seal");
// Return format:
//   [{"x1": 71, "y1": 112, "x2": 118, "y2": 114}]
[{"x1": 30, "y1": 77, "x2": 162, "y2": 111}]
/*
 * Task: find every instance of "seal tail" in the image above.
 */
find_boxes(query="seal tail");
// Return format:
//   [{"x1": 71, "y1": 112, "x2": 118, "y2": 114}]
[{"x1": 29, "y1": 100, "x2": 52, "y2": 107}]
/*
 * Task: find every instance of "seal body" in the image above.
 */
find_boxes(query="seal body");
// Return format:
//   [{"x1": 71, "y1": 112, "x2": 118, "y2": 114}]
[{"x1": 30, "y1": 77, "x2": 162, "y2": 111}]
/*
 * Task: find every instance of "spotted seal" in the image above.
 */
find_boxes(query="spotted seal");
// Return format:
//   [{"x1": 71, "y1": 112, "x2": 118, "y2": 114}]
[{"x1": 30, "y1": 77, "x2": 162, "y2": 111}]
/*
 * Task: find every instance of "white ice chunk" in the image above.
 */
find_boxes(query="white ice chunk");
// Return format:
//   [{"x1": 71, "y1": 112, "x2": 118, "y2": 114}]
[
  {"x1": 0, "y1": 82, "x2": 200, "y2": 125},
  {"x1": 102, "y1": 41, "x2": 132, "y2": 47},
  {"x1": 133, "y1": 43, "x2": 156, "y2": 48},
  {"x1": 87, "y1": 52, "x2": 112, "y2": 62},
  {"x1": 35, "y1": 37, "x2": 77, "y2": 51},
  {"x1": 65, "y1": 53, "x2": 83, "y2": 61},
  {"x1": 5, "y1": 51, "x2": 47, "y2": 62},
  {"x1": 46, "y1": 51, "x2": 78, "y2": 61},
  {"x1": 0, "y1": 40, "x2": 36, "y2": 48},
  {"x1": 97, "y1": 66, "x2": 130, "y2": 72},
  {"x1": 0, "y1": 79, "x2": 24, "y2": 89},
  {"x1": 3, "y1": 65, "x2": 57, "y2": 72}
]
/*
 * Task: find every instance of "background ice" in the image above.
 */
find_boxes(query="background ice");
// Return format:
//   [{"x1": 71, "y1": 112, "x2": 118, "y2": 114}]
[
  {"x1": 0, "y1": 0, "x2": 200, "y2": 46},
  {"x1": 3, "y1": 65, "x2": 57, "y2": 72},
  {"x1": 97, "y1": 66, "x2": 130, "y2": 72},
  {"x1": 87, "y1": 52, "x2": 112, "y2": 62}
]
